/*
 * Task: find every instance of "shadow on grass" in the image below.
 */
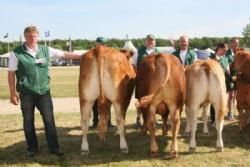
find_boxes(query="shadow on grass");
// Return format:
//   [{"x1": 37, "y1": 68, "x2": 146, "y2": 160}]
[
  {"x1": 1, "y1": 118, "x2": 250, "y2": 166},
  {"x1": 179, "y1": 117, "x2": 250, "y2": 151}
]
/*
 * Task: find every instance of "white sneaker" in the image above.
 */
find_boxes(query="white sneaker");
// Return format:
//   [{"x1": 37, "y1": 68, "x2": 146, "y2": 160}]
[
  {"x1": 227, "y1": 112, "x2": 235, "y2": 121},
  {"x1": 211, "y1": 122, "x2": 216, "y2": 128}
]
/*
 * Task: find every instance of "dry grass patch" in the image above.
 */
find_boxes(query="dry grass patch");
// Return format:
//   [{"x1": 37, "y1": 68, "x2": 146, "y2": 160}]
[{"x1": 0, "y1": 110, "x2": 250, "y2": 167}]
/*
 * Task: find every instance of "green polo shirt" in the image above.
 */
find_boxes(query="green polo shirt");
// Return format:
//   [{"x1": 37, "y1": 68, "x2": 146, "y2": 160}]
[{"x1": 13, "y1": 44, "x2": 50, "y2": 95}]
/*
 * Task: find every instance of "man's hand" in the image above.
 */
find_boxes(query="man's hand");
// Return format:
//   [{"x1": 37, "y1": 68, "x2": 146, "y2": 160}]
[{"x1": 10, "y1": 93, "x2": 19, "y2": 105}]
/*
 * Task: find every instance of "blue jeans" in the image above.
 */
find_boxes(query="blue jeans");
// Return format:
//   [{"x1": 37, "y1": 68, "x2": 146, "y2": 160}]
[{"x1": 20, "y1": 92, "x2": 59, "y2": 152}]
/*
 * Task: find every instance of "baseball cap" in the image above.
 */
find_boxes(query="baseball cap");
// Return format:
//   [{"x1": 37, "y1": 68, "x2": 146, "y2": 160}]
[
  {"x1": 146, "y1": 34, "x2": 155, "y2": 40},
  {"x1": 96, "y1": 37, "x2": 108, "y2": 44}
]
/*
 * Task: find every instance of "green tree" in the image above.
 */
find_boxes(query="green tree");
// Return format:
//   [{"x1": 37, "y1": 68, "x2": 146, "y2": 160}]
[
  {"x1": 242, "y1": 20, "x2": 250, "y2": 38},
  {"x1": 242, "y1": 18, "x2": 250, "y2": 47}
]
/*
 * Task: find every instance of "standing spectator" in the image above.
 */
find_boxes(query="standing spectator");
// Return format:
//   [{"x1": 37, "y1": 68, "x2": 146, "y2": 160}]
[
  {"x1": 8, "y1": 25, "x2": 82, "y2": 157},
  {"x1": 210, "y1": 43, "x2": 230, "y2": 126},
  {"x1": 173, "y1": 35, "x2": 197, "y2": 65},
  {"x1": 132, "y1": 34, "x2": 159, "y2": 127},
  {"x1": 90, "y1": 37, "x2": 114, "y2": 129},
  {"x1": 225, "y1": 38, "x2": 240, "y2": 120}
]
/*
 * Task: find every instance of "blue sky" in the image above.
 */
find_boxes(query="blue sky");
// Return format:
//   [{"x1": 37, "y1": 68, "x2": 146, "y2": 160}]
[{"x1": 1, "y1": 0, "x2": 249, "y2": 41}]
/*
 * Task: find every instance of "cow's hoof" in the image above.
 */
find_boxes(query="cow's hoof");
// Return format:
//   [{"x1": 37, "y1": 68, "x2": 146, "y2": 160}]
[
  {"x1": 81, "y1": 150, "x2": 89, "y2": 155},
  {"x1": 151, "y1": 151, "x2": 160, "y2": 157},
  {"x1": 183, "y1": 132, "x2": 190, "y2": 136},
  {"x1": 189, "y1": 147, "x2": 196, "y2": 153},
  {"x1": 121, "y1": 148, "x2": 129, "y2": 154},
  {"x1": 162, "y1": 131, "x2": 168, "y2": 136},
  {"x1": 202, "y1": 133, "x2": 209, "y2": 136},
  {"x1": 98, "y1": 134, "x2": 106, "y2": 142},
  {"x1": 170, "y1": 151, "x2": 178, "y2": 159},
  {"x1": 141, "y1": 128, "x2": 147, "y2": 135},
  {"x1": 216, "y1": 147, "x2": 223, "y2": 152}
]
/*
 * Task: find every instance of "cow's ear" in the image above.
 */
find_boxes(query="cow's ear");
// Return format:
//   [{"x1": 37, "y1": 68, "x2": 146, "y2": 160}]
[
  {"x1": 236, "y1": 48, "x2": 245, "y2": 52},
  {"x1": 128, "y1": 50, "x2": 134, "y2": 57},
  {"x1": 120, "y1": 49, "x2": 134, "y2": 59}
]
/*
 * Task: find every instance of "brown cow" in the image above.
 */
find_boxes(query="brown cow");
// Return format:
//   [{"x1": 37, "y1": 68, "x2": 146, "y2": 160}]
[
  {"x1": 136, "y1": 53, "x2": 186, "y2": 158},
  {"x1": 185, "y1": 59, "x2": 227, "y2": 152},
  {"x1": 235, "y1": 49, "x2": 250, "y2": 131},
  {"x1": 79, "y1": 45, "x2": 136, "y2": 154}
]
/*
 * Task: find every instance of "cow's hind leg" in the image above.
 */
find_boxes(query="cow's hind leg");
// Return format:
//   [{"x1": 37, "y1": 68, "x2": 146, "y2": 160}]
[
  {"x1": 184, "y1": 106, "x2": 191, "y2": 136},
  {"x1": 214, "y1": 104, "x2": 224, "y2": 151},
  {"x1": 188, "y1": 106, "x2": 199, "y2": 153},
  {"x1": 202, "y1": 103, "x2": 211, "y2": 136},
  {"x1": 113, "y1": 102, "x2": 128, "y2": 153},
  {"x1": 162, "y1": 114, "x2": 168, "y2": 136},
  {"x1": 237, "y1": 107, "x2": 245, "y2": 132},
  {"x1": 169, "y1": 106, "x2": 181, "y2": 158},
  {"x1": 80, "y1": 99, "x2": 94, "y2": 155},
  {"x1": 146, "y1": 105, "x2": 158, "y2": 156}
]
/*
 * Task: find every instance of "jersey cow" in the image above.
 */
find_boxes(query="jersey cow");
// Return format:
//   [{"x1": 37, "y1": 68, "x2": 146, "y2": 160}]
[
  {"x1": 185, "y1": 59, "x2": 227, "y2": 152},
  {"x1": 136, "y1": 53, "x2": 186, "y2": 158},
  {"x1": 79, "y1": 45, "x2": 136, "y2": 154}
]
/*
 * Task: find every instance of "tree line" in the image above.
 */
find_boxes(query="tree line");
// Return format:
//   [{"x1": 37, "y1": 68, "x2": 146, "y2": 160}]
[{"x1": 0, "y1": 36, "x2": 249, "y2": 55}]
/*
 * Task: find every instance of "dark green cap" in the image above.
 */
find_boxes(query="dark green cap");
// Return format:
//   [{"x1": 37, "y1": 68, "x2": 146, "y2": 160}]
[{"x1": 96, "y1": 37, "x2": 108, "y2": 44}]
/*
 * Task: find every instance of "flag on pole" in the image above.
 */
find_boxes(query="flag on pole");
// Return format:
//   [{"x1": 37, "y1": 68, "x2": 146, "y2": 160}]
[
  {"x1": 3, "y1": 33, "x2": 8, "y2": 38},
  {"x1": 45, "y1": 31, "x2": 50, "y2": 37},
  {"x1": 19, "y1": 34, "x2": 23, "y2": 43},
  {"x1": 69, "y1": 37, "x2": 72, "y2": 52}
]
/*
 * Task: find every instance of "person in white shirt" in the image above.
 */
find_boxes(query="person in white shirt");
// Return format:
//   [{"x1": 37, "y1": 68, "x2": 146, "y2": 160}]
[
  {"x1": 8, "y1": 25, "x2": 82, "y2": 157},
  {"x1": 133, "y1": 34, "x2": 160, "y2": 127},
  {"x1": 173, "y1": 35, "x2": 197, "y2": 66}
]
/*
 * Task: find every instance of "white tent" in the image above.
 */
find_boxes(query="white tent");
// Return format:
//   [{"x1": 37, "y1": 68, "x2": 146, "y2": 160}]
[
  {"x1": 123, "y1": 40, "x2": 137, "y2": 52},
  {"x1": 156, "y1": 46, "x2": 176, "y2": 54},
  {"x1": 194, "y1": 48, "x2": 215, "y2": 60},
  {"x1": 0, "y1": 52, "x2": 11, "y2": 67},
  {"x1": 0, "y1": 52, "x2": 11, "y2": 58},
  {"x1": 123, "y1": 40, "x2": 176, "y2": 54}
]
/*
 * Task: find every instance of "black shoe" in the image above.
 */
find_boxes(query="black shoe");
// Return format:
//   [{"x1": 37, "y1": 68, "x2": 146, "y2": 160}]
[
  {"x1": 136, "y1": 117, "x2": 142, "y2": 128},
  {"x1": 108, "y1": 123, "x2": 115, "y2": 128},
  {"x1": 90, "y1": 123, "x2": 98, "y2": 129},
  {"x1": 26, "y1": 150, "x2": 37, "y2": 157},
  {"x1": 50, "y1": 149, "x2": 64, "y2": 156}
]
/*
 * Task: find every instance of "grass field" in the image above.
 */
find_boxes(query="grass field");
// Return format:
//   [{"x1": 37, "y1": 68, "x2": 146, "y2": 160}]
[
  {"x1": 1, "y1": 67, "x2": 250, "y2": 166},
  {"x1": 0, "y1": 66, "x2": 80, "y2": 99},
  {"x1": 1, "y1": 111, "x2": 250, "y2": 167}
]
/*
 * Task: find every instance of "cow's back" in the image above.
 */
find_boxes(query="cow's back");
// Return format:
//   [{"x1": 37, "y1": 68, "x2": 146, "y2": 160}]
[
  {"x1": 136, "y1": 53, "x2": 185, "y2": 108},
  {"x1": 185, "y1": 59, "x2": 227, "y2": 108}
]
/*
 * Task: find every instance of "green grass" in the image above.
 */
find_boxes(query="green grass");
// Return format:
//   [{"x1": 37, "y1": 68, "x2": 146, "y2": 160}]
[
  {"x1": 0, "y1": 110, "x2": 250, "y2": 167},
  {"x1": 0, "y1": 66, "x2": 80, "y2": 99}
]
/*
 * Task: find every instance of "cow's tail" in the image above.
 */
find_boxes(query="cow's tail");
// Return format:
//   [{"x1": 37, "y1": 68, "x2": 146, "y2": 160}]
[
  {"x1": 95, "y1": 45, "x2": 105, "y2": 103},
  {"x1": 139, "y1": 54, "x2": 170, "y2": 107}
]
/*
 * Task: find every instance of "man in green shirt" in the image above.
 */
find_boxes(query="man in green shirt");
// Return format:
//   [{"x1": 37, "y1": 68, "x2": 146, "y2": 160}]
[
  {"x1": 132, "y1": 34, "x2": 159, "y2": 127},
  {"x1": 8, "y1": 25, "x2": 81, "y2": 157},
  {"x1": 173, "y1": 35, "x2": 197, "y2": 66}
]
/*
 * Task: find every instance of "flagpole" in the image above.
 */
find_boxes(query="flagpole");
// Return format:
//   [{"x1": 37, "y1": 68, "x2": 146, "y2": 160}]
[
  {"x1": 3, "y1": 33, "x2": 9, "y2": 52},
  {"x1": 7, "y1": 41, "x2": 9, "y2": 52}
]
